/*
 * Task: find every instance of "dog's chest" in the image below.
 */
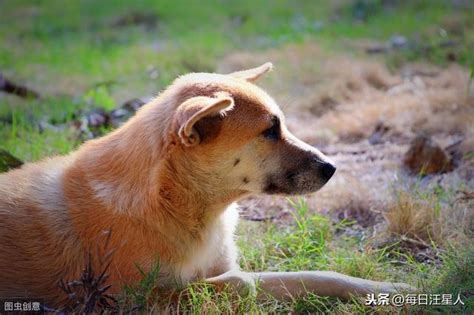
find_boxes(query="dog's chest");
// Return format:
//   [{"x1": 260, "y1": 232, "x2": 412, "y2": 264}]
[{"x1": 177, "y1": 203, "x2": 239, "y2": 282}]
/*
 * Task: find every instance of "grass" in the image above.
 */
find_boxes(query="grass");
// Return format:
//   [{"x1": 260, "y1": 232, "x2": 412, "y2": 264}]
[
  {"x1": 385, "y1": 189, "x2": 444, "y2": 243},
  {"x1": 426, "y1": 246, "x2": 474, "y2": 313},
  {"x1": 1, "y1": 0, "x2": 473, "y2": 313}
]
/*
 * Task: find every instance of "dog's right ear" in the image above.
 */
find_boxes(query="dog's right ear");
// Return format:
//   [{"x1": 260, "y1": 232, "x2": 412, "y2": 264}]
[
  {"x1": 176, "y1": 95, "x2": 234, "y2": 147},
  {"x1": 229, "y1": 62, "x2": 273, "y2": 82}
]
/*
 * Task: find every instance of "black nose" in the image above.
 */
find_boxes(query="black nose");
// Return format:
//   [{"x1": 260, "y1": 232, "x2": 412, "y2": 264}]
[{"x1": 320, "y1": 162, "x2": 336, "y2": 181}]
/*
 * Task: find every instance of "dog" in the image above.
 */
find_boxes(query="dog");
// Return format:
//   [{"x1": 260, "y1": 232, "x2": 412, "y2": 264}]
[{"x1": 0, "y1": 63, "x2": 412, "y2": 307}]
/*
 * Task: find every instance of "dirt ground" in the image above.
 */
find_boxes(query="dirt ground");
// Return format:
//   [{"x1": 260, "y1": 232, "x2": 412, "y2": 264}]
[{"x1": 220, "y1": 43, "x2": 474, "y2": 235}]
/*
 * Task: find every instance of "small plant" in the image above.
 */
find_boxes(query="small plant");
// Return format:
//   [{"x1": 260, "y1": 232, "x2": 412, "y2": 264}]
[
  {"x1": 264, "y1": 198, "x2": 332, "y2": 271},
  {"x1": 120, "y1": 260, "x2": 161, "y2": 312},
  {"x1": 385, "y1": 189, "x2": 442, "y2": 243},
  {"x1": 58, "y1": 230, "x2": 118, "y2": 314},
  {"x1": 83, "y1": 86, "x2": 117, "y2": 111},
  {"x1": 58, "y1": 254, "x2": 117, "y2": 314}
]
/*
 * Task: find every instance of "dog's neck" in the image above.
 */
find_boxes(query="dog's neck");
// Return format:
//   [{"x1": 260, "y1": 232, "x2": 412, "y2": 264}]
[{"x1": 66, "y1": 111, "x2": 241, "y2": 235}]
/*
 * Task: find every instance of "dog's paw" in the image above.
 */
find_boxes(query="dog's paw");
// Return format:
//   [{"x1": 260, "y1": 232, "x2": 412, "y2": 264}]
[
  {"x1": 206, "y1": 270, "x2": 256, "y2": 297},
  {"x1": 224, "y1": 271, "x2": 257, "y2": 297}
]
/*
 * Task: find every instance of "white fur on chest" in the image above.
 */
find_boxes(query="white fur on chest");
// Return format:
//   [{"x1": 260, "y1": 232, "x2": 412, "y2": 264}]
[{"x1": 178, "y1": 203, "x2": 239, "y2": 283}]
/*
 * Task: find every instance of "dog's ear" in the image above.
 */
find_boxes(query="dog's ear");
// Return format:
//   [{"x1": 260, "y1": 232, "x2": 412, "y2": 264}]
[
  {"x1": 177, "y1": 95, "x2": 234, "y2": 146},
  {"x1": 229, "y1": 62, "x2": 273, "y2": 82}
]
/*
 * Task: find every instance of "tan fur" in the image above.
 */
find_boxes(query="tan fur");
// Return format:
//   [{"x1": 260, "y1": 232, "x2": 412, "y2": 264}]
[{"x1": 0, "y1": 63, "x2": 412, "y2": 306}]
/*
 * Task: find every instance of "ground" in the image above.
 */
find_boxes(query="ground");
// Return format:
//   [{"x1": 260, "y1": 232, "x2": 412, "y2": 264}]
[{"x1": 0, "y1": 1, "x2": 473, "y2": 313}]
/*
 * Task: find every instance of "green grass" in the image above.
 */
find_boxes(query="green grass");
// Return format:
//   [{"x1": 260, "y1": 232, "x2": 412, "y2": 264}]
[
  {"x1": 418, "y1": 245, "x2": 474, "y2": 314},
  {"x1": 1, "y1": 1, "x2": 473, "y2": 313}
]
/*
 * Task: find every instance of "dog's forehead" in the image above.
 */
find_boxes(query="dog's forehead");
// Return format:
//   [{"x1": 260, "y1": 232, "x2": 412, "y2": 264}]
[{"x1": 175, "y1": 73, "x2": 282, "y2": 116}]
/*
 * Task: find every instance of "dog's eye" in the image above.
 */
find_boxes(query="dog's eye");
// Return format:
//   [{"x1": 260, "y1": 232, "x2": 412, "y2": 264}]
[{"x1": 262, "y1": 116, "x2": 280, "y2": 140}]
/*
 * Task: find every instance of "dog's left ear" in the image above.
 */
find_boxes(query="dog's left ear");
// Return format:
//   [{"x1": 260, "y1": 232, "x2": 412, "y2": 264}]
[
  {"x1": 229, "y1": 62, "x2": 273, "y2": 82},
  {"x1": 177, "y1": 95, "x2": 234, "y2": 146}
]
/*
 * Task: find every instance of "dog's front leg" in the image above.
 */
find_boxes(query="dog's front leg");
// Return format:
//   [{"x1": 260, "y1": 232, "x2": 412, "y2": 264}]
[
  {"x1": 206, "y1": 270, "x2": 414, "y2": 301},
  {"x1": 251, "y1": 271, "x2": 415, "y2": 300}
]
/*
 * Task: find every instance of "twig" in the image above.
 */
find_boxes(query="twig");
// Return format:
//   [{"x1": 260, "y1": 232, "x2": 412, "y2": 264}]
[
  {"x1": 400, "y1": 235, "x2": 430, "y2": 248},
  {"x1": 0, "y1": 73, "x2": 40, "y2": 99},
  {"x1": 243, "y1": 210, "x2": 290, "y2": 222},
  {"x1": 455, "y1": 190, "x2": 474, "y2": 202}
]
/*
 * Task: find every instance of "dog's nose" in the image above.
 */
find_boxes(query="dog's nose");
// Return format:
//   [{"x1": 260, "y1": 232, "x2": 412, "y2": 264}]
[{"x1": 320, "y1": 162, "x2": 336, "y2": 181}]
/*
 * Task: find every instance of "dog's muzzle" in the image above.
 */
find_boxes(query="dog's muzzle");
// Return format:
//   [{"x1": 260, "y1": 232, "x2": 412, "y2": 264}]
[{"x1": 264, "y1": 158, "x2": 336, "y2": 195}]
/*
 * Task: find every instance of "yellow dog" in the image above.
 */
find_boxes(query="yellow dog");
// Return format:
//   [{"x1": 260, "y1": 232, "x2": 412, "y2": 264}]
[{"x1": 0, "y1": 63, "x2": 412, "y2": 306}]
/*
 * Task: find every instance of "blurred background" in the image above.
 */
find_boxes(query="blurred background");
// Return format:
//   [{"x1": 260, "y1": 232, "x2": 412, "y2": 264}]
[{"x1": 0, "y1": 0, "x2": 473, "y2": 313}]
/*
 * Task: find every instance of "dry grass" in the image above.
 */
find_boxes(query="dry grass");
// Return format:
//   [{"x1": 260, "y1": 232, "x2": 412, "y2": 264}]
[
  {"x1": 384, "y1": 190, "x2": 443, "y2": 243},
  {"x1": 383, "y1": 186, "x2": 473, "y2": 250},
  {"x1": 219, "y1": 42, "x2": 474, "y2": 146}
]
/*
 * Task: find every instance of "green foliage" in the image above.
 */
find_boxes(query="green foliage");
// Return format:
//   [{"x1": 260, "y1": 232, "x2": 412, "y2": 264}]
[
  {"x1": 413, "y1": 245, "x2": 474, "y2": 313},
  {"x1": 120, "y1": 261, "x2": 161, "y2": 311},
  {"x1": 238, "y1": 198, "x2": 331, "y2": 273},
  {"x1": 0, "y1": 149, "x2": 23, "y2": 173},
  {"x1": 83, "y1": 86, "x2": 117, "y2": 111}
]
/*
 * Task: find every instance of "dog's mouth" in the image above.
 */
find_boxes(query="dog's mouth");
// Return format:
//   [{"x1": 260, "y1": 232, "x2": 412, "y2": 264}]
[
  {"x1": 263, "y1": 180, "x2": 324, "y2": 195},
  {"x1": 264, "y1": 182, "x2": 304, "y2": 195}
]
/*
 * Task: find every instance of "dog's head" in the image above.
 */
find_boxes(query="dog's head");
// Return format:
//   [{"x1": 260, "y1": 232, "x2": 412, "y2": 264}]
[{"x1": 167, "y1": 62, "x2": 335, "y2": 196}]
